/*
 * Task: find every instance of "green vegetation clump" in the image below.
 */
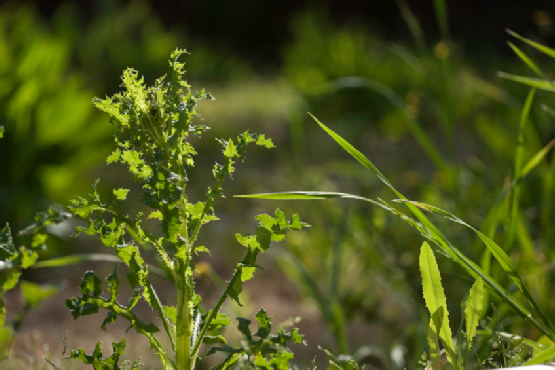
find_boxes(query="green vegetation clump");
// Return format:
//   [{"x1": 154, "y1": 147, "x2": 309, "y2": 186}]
[
  {"x1": 3, "y1": 1, "x2": 555, "y2": 369},
  {"x1": 1, "y1": 50, "x2": 309, "y2": 370}
]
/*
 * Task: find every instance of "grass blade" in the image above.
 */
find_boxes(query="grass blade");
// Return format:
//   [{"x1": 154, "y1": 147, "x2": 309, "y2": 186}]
[
  {"x1": 476, "y1": 330, "x2": 545, "y2": 351},
  {"x1": 241, "y1": 113, "x2": 553, "y2": 338},
  {"x1": 309, "y1": 79, "x2": 453, "y2": 181},
  {"x1": 497, "y1": 73, "x2": 555, "y2": 91},
  {"x1": 524, "y1": 344, "x2": 555, "y2": 365},
  {"x1": 396, "y1": 199, "x2": 555, "y2": 340},
  {"x1": 32, "y1": 254, "x2": 168, "y2": 279},
  {"x1": 508, "y1": 88, "x2": 536, "y2": 248},
  {"x1": 506, "y1": 42, "x2": 543, "y2": 77},
  {"x1": 507, "y1": 29, "x2": 555, "y2": 59},
  {"x1": 420, "y1": 242, "x2": 457, "y2": 368}
]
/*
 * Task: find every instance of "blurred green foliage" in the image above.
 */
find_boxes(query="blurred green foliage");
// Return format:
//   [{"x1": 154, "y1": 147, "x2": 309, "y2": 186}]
[{"x1": 1, "y1": 1, "x2": 555, "y2": 369}]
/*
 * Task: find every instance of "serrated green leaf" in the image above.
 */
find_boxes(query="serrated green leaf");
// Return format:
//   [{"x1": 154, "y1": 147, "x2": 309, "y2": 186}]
[
  {"x1": 254, "y1": 309, "x2": 272, "y2": 338},
  {"x1": 101, "y1": 310, "x2": 118, "y2": 331},
  {"x1": 256, "y1": 134, "x2": 275, "y2": 148},
  {"x1": 68, "y1": 338, "x2": 131, "y2": 369},
  {"x1": 465, "y1": 278, "x2": 484, "y2": 352},
  {"x1": 223, "y1": 139, "x2": 238, "y2": 158},
  {"x1": 113, "y1": 188, "x2": 130, "y2": 200},
  {"x1": 210, "y1": 313, "x2": 233, "y2": 329},
  {"x1": 148, "y1": 211, "x2": 163, "y2": 220},
  {"x1": 419, "y1": 242, "x2": 457, "y2": 368},
  {"x1": 107, "y1": 266, "x2": 119, "y2": 302},
  {"x1": 80, "y1": 271, "x2": 102, "y2": 298},
  {"x1": 164, "y1": 305, "x2": 177, "y2": 324},
  {"x1": 240, "y1": 265, "x2": 257, "y2": 282},
  {"x1": 270, "y1": 351, "x2": 294, "y2": 370},
  {"x1": 107, "y1": 149, "x2": 121, "y2": 164},
  {"x1": 203, "y1": 335, "x2": 227, "y2": 345},
  {"x1": 2, "y1": 270, "x2": 21, "y2": 291}
]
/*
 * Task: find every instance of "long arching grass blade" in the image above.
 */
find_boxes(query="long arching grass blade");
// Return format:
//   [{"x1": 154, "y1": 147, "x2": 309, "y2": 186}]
[
  {"x1": 506, "y1": 42, "x2": 543, "y2": 77},
  {"x1": 507, "y1": 29, "x2": 555, "y2": 59},
  {"x1": 32, "y1": 254, "x2": 168, "y2": 279},
  {"x1": 497, "y1": 73, "x2": 555, "y2": 91},
  {"x1": 242, "y1": 114, "x2": 552, "y2": 338},
  {"x1": 395, "y1": 199, "x2": 555, "y2": 340},
  {"x1": 308, "y1": 79, "x2": 452, "y2": 180}
]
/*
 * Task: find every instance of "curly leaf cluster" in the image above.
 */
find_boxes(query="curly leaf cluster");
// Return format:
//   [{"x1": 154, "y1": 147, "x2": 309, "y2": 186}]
[{"x1": 207, "y1": 309, "x2": 305, "y2": 370}]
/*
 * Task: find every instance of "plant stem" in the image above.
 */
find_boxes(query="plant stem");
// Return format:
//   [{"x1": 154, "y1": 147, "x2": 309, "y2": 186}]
[
  {"x1": 176, "y1": 264, "x2": 191, "y2": 370},
  {"x1": 188, "y1": 263, "x2": 243, "y2": 370}
]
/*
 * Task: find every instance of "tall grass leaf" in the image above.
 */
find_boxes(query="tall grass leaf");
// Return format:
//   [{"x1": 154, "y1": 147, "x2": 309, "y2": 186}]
[
  {"x1": 523, "y1": 344, "x2": 555, "y2": 365},
  {"x1": 241, "y1": 115, "x2": 550, "y2": 337},
  {"x1": 522, "y1": 139, "x2": 555, "y2": 175},
  {"x1": 464, "y1": 278, "x2": 484, "y2": 352},
  {"x1": 506, "y1": 42, "x2": 543, "y2": 77},
  {"x1": 508, "y1": 88, "x2": 536, "y2": 248},
  {"x1": 394, "y1": 0, "x2": 427, "y2": 53},
  {"x1": 507, "y1": 29, "x2": 555, "y2": 59},
  {"x1": 32, "y1": 253, "x2": 169, "y2": 279},
  {"x1": 307, "y1": 114, "x2": 551, "y2": 335},
  {"x1": 310, "y1": 79, "x2": 452, "y2": 179},
  {"x1": 497, "y1": 73, "x2": 555, "y2": 92},
  {"x1": 481, "y1": 136, "x2": 555, "y2": 240},
  {"x1": 419, "y1": 242, "x2": 457, "y2": 368},
  {"x1": 396, "y1": 199, "x2": 555, "y2": 340}
]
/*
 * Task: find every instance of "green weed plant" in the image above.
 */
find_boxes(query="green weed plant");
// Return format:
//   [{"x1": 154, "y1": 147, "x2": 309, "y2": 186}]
[{"x1": 1, "y1": 50, "x2": 309, "y2": 370}]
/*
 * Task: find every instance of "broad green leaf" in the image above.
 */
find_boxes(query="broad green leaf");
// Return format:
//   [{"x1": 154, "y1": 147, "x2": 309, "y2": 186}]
[
  {"x1": 0, "y1": 126, "x2": 4, "y2": 138},
  {"x1": 399, "y1": 199, "x2": 555, "y2": 340},
  {"x1": 427, "y1": 320, "x2": 442, "y2": 370},
  {"x1": 464, "y1": 278, "x2": 484, "y2": 352},
  {"x1": 419, "y1": 242, "x2": 457, "y2": 368}
]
